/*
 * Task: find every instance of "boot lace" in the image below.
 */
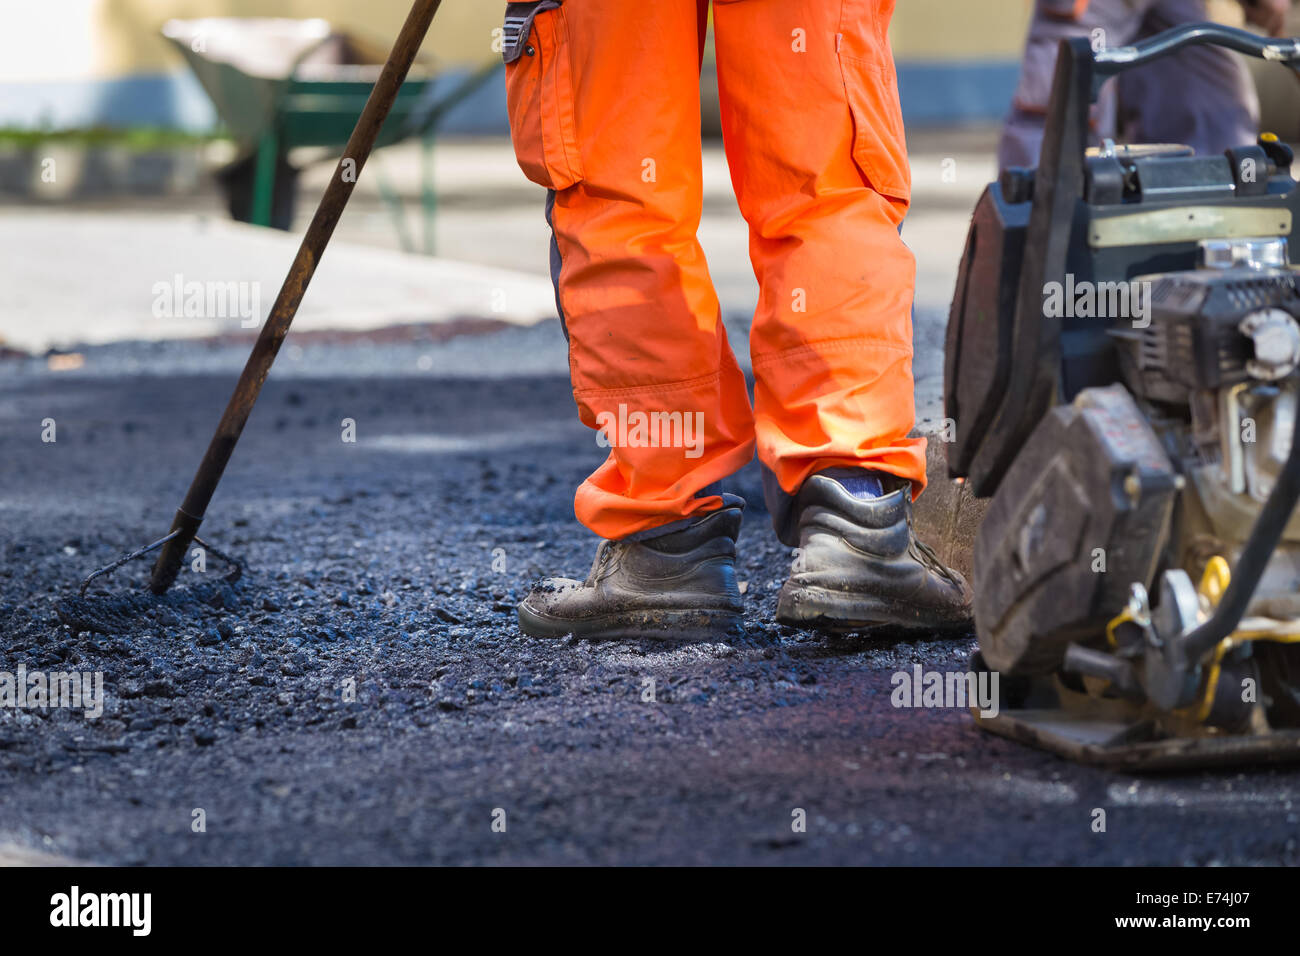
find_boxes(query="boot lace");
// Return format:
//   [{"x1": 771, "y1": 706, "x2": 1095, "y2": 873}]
[
  {"x1": 584, "y1": 540, "x2": 620, "y2": 585},
  {"x1": 910, "y1": 534, "x2": 963, "y2": 588}
]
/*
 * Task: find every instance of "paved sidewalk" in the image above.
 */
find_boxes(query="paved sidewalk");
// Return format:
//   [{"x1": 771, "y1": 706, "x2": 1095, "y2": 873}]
[
  {"x1": 0, "y1": 131, "x2": 997, "y2": 359},
  {"x1": 0, "y1": 210, "x2": 557, "y2": 355}
]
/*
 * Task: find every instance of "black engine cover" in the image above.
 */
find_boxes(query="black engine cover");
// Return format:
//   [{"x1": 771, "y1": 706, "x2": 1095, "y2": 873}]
[{"x1": 943, "y1": 33, "x2": 1300, "y2": 499}]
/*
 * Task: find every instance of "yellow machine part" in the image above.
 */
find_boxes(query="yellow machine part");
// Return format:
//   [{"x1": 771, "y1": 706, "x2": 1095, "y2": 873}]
[{"x1": 1102, "y1": 557, "x2": 1300, "y2": 723}]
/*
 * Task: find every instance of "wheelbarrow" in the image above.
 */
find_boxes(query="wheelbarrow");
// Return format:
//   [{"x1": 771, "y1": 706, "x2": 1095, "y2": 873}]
[{"x1": 162, "y1": 16, "x2": 498, "y2": 249}]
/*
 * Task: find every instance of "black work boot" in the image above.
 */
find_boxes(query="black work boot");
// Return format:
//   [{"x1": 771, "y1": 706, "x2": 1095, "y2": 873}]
[
  {"x1": 776, "y1": 470, "x2": 972, "y2": 632},
  {"x1": 517, "y1": 507, "x2": 745, "y2": 642}
]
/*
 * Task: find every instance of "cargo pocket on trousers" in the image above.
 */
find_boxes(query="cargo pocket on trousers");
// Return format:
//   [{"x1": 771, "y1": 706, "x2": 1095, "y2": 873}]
[
  {"x1": 838, "y1": 52, "x2": 911, "y2": 204},
  {"x1": 503, "y1": 1, "x2": 585, "y2": 190}
]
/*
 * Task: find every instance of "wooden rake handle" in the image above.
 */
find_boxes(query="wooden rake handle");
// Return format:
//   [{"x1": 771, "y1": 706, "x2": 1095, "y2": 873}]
[{"x1": 149, "y1": 0, "x2": 445, "y2": 594}]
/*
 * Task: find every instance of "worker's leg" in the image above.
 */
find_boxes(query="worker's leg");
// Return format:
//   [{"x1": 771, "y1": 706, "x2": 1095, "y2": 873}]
[
  {"x1": 713, "y1": 0, "x2": 922, "y2": 513},
  {"x1": 506, "y1": 0, "x2": 751, "y2": 641},
  {"x1": 712, "y1": 0, "x2": 970, "y2": 630},
  {"x1": 998, "y1": 0, "x2": 1146, "y2": 170},
  {"x1": 503, "y1": 0, "x2": 754, "y2": 543},
  {"x1": 1118, "y1": 0, "x2": 1259, "y2": 153}
]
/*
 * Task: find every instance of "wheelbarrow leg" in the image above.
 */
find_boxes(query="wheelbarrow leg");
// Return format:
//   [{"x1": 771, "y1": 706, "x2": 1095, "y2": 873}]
[
  {"x1": 421, "y1": 133, "x2": 436, "y2": 256},
  {"x1": 251, "y1": 128, "x2": 280, "y2": 228},
  {"x1": 135, "y1": 0, "x2": 445, "y2": 595}
]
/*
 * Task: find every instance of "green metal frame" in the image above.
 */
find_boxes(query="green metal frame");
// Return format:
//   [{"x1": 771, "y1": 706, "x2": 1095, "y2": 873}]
[{"x1": 251, "y1": 59, "x2": 501, "y2": 239}]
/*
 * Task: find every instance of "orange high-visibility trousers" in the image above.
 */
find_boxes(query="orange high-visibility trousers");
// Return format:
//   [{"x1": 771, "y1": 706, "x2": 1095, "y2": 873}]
[{"x1": 504, "y1": 0, "x2": 923, "y2": 540}]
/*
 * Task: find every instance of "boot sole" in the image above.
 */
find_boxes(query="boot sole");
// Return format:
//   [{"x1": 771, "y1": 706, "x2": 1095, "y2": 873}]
[
  {"x1": 776, "y1": 582, "x2": 972, "y2": 634},
  {"x1": 517, "y1": 603, "x2": 743, "y2": 643}
]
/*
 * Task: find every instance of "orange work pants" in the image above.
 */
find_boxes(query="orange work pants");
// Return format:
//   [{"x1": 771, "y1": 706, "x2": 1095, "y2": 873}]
[{"x1": 504, "y1": 0, "x2": 923, "y2": 540}]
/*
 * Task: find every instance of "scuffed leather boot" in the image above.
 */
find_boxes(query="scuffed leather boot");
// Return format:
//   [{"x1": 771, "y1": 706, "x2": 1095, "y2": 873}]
[
  {"x1": 517, "y1": 507, "x2": 745, "y2": 641},
  {"x1": 776, "y1": 471, "x2": 972, "y2": 632}
]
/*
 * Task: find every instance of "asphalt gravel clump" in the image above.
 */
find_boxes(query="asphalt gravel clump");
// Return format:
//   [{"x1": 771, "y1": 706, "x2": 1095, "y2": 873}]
[{"x1": 2, "y1": 328, "x2": 1300, "y2": 865}]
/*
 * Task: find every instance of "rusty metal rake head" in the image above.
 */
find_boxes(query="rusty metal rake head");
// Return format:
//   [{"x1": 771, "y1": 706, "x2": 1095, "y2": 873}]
[{"x1": 79, "y1": 530, "x2": 243, "y2": 597}]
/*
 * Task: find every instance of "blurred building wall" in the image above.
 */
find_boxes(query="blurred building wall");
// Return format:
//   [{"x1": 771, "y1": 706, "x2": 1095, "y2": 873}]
[
  {"x1": 0, "y1": 0, "x2": 1251, "y2": 134},
  {"x1": 893, "y1": 0, "x2": 1029, "y2": 125},
  {"x1": 0, "y1": 0, "x2": 503, "y2": 131}
]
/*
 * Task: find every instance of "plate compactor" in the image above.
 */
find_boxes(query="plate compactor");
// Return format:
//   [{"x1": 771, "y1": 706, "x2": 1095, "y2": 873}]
[{"x1": 947, "y1": 23, "x2": 1300, "y2": 769}]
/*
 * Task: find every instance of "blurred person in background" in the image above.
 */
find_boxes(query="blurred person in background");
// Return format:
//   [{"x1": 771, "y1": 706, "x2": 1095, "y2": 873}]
[{"x1": 1000, "y1": 0, "x2": 1292, "y2": 170}]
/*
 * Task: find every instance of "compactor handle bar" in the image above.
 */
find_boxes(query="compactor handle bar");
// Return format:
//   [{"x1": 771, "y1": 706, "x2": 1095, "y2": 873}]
[{"x1": 1090, "y1": 23, "x2": 1300, "y2": 97}]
